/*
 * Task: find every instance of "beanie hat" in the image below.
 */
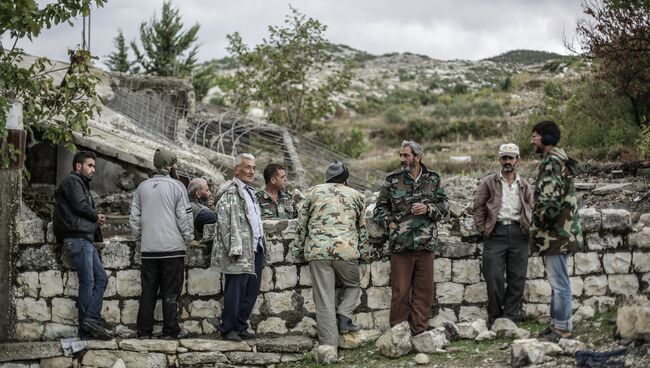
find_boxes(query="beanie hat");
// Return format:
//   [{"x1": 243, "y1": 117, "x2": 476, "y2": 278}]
[
  {"x1": 153, "y1": 147, "x2": 177, "y2": 175},
  {"x1": 325, "y1": 161, "x2": 349, "y2": 183},
  {"x1": 533, "y1": 121, "x2": 561, "y2": 146}
]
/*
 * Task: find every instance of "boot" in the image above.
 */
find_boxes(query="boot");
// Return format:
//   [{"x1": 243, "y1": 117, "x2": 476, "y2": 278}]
[{"x1": 337, "y1": 314, "x2": 361, "y2": 334}]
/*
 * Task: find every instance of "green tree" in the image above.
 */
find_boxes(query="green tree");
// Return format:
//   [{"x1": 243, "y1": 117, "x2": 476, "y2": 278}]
[
  {"x1": 105, "y1": 30, "x2": 131, "y2": 72},
  {"x1": 0, "y1": 0, "x2": 105, "y2": 168},
  {"x1": 131, "y1": 0, "x2": 200, "y2": 77},
  {"x1": 222, "y1": 6, "x2": 353, "y2": 131}
]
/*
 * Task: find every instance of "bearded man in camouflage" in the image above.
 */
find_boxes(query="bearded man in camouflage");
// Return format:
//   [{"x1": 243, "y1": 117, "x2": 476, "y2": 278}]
[
  {"x1": 530, "y1": 121, "x2": 583, "y2": 342},
  {"x1": 374, "y1": 141, "x2": 449, "y2": 336},
  {"x1": 292, "y1": 161, "x2": 369, "y2": 352}
]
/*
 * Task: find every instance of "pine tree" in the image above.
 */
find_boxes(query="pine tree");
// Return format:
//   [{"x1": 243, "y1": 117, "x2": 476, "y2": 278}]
[
  {"x1": 105, "y1": 30, "x2": 131, "y2": 73},
  {"x1": 131, "y1": 1, "x2": 200, "y2": 77}
]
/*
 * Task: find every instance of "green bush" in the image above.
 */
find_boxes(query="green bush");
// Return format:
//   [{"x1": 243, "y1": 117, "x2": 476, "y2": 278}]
[
  {"x1": 544, "y1": 80, "x2": 564, "y2": 99},
  {"x1": 637, "y1": 125, "x2": 650, "y2": 159},
  {"x1": 384, "y1": 106, "x2": 406, "y2": 124}
]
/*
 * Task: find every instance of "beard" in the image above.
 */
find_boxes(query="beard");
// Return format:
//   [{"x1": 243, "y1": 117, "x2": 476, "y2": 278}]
[
  {"x1": 502, "y1": 164, "x2": 514, "y2": 173},
  {"x1": 401, "y1": 161, "x2": 416, "y2": 172}
]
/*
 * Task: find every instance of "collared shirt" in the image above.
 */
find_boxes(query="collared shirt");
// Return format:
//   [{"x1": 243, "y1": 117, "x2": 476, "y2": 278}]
[
  {"x1": 255, "y1": 189, "x2": 298, "y2": 220},
  {"x1": 497, "y1": 172, "x2": 522, "y2": 222},
  {"x1": 234, "y1": 178, "x2": 264, "y2": 249}
]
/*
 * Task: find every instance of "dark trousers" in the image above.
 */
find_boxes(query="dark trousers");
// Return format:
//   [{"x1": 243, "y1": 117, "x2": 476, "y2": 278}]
[
  {"x1": 137, "y1": 257, "x2": 184, "y2": 337},
  {"x1": 482, "y1": 223, "x2": 529, "y2": 324},
  {"x1": 390, "y1": 250, "x2": 435, "y2": 335},
  {"x1": 219, "y1": 248, "x2": 264, "y2": 334}
]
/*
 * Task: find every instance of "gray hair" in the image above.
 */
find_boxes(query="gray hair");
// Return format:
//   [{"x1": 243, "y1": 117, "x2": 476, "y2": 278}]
[
  {"x1": 188, "y1": 178, "x2": 207, "y2": 198},
  {"x1": 234, "y1": 153, "x2": 255, "y2": 167},
  {"x1": 401, "y1": 140, "x2": 423, "y2": 157}
]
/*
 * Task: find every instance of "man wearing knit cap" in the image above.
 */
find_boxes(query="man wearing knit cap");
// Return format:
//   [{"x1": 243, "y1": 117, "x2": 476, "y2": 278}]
[
  {"x1": 530, "y1": 120, "x2": 583, "y2": 343},
  {"x1": 292, "y1": 161, "x2": 369, "y2": 358},
  {"x1": 130, "y1": 147, "x2": 193, "y2": 339},
  {"x1": 373, "y1": 141, "x2": 449, "y2": 336},
  {"x1": 472, "y1": 143, "x2": 533, "y2": 328}
]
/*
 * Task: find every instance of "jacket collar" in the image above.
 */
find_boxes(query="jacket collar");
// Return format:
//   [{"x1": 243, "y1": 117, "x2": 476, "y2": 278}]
[{"x1": 71, "y1": 171, "x2": 91, "y2": 186}]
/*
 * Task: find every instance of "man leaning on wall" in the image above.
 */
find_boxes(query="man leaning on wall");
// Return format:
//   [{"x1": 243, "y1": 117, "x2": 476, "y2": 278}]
[{"x1": 53, "y1": 150, "x2": 112, "y2": 340}]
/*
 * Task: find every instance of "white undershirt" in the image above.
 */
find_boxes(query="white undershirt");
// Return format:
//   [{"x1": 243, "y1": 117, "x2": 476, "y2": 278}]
[{"x1": 497, "y1": 172, "x2": 521, "y2": 222}]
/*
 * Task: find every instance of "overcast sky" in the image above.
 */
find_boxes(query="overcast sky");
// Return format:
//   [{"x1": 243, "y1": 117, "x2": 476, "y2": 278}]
[{"x1": 16, "y1": 0, "x2": 585, "y2": 67}]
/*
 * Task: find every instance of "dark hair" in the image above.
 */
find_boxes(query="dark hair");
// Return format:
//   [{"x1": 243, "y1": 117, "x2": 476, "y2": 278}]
[
  {"x1": 263, "y1": 163, "x2": 286, "y2": 184},
  {"x1": 532, "y1": 120, "x2": 561, "y2": 146},
  {"x1": 72, "y1": 151, "x2": 97, "y2": 170},
  {"x1": 326, "y1": 168, "x2": 349, "y2": 184}
]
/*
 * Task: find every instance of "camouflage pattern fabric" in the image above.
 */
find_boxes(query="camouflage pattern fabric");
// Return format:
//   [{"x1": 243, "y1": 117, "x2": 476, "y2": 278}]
[
  {"x1": 292, "y1": 183, "x2": 369, "y2": 261},
  {"x1": 530, "y1": 147, "x2": 583, "y2": 256},
  {"x1": 255, "y1": 189, "x2": 297, "y2": 220},
  {"x1": 373, "y1": 163, "x2": 449, "y2": 253},
  {"x1": 211, "y1": 180, "x2": 264, "y2": 274}
]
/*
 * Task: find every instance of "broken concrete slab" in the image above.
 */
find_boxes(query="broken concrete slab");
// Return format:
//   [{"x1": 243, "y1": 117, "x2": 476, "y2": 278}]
[{"x1": 0, "y1": 342, "x2": 62, "y2": 363}]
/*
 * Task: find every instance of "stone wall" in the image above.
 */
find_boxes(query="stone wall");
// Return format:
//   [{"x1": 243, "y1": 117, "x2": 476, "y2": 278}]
[{"x1": 10, "y1": 208, "x2": 650, "y2": 342}]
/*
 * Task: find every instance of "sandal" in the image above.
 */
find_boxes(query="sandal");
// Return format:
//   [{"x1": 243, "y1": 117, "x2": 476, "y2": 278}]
[
  {"x1": 537, "y1": 327, "x2": 553, "y2": 338},
  {"x1": 538, "y1": 330, "x2": 572, "y2": 343}
]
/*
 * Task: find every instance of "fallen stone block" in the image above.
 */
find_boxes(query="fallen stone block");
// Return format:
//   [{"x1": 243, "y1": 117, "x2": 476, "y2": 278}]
[
  {"x1": 376, "y1": 321, "x2": 412, "y2": 358},
  {"x1": 511, "y1": 338, "x2": 546, "y2": 367},
  {"x1": 491, "y1": 318, "x2": 518, "y2": 336},
  {"x1": 339, "y1": 329, "x2": 381, "y2": 349},
  {"x1": 411, "y1": 329, "x2": 448, "y2": 353},
  {"x1": 313, "y1": 344, "x2": 338, "y2": 364},
  {"x1": 475, "y1": 330, "x2": 497, "y2": 341},
  {"x1": 616, "y1": 296, "x2": 650, "y2": 342},
  {"x1": 558, "y1": 338, "x2": 586, "y2": 355}
]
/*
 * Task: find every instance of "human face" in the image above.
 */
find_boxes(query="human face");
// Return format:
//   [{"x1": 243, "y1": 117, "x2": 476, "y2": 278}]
[
  {"x1": 197, "y1": 180, "x2": 211, "y2": 202},
  {"x1": 235, "y1": 158, "x2": 256, "y2": 184},
  {"x1": 399, "y1": 146, "x2": 420, "y2": 171},
  {"x1": 271, "y1": 169, "x2": 288, "y2": 191},
  {"x1": 76, "y1": 158, "x2": 96, "y2": 179},
  {"x1": 500, "y1": 155, "x2": 518, "y2": 173},
  {"x1": 531, "y1": 132, "x2": 545, "y2": 154}
]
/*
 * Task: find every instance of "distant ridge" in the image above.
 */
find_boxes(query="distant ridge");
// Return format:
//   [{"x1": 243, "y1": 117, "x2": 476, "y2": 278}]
[{"x1": 485, "y1": 49, "x2": 564, "y2": 65}]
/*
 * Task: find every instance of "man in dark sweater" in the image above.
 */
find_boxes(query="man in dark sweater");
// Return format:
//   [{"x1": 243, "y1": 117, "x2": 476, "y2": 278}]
[
  {"x1": 188, "y1": 178, "x2": 216, "y2": 240},
  {"x1": 53, "y1": 150, "x2": 112, "y2": 340}
]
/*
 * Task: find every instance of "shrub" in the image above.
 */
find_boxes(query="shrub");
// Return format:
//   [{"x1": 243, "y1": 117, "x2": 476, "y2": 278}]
[
  {"x1": 384, "y1": 106, "x2": 405, "y2": 124},
  {"x1": 637, "y1": 125, "x2": 650, "y2": 159}
]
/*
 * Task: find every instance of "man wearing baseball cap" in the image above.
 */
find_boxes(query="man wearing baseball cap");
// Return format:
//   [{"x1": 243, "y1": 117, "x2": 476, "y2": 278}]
[{"x1": 472, "y1": 143, "x2": 533, "y2": 328}]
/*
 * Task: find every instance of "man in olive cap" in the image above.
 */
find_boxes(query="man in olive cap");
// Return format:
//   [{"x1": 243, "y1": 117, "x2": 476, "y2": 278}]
[
  {"x1": 472, "y1": 143, "x2": 533, "y2": 327},
  {"x1": 130, "y1": 147, "x2": 193, "y2": 339}
]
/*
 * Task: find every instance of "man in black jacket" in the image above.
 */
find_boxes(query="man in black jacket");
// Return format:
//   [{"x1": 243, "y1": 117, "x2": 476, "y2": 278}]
[{"x1": 53, "y1": 151, "x2": 112, "y2": 340}]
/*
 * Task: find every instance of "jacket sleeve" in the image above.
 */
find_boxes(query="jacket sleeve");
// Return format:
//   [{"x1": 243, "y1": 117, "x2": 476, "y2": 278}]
[
  {"x1": 175, "y1": 184, "x2": 194, "y2": 245},
  {"x1": 356, "y1": 195, "x2": 370, "y2": 260},
  {"x1": 217, "y1": 189, "x2": 244, "y2": 257},
  {"x1": 62, "y1": 178, "x2": 98, "y2": 222},
  {"x1": 533, "y1": 160, "x2": 565, "y2": 229},
  {"x1": 373, "y1": 180, "x2": 394, "y2": 229},
  {"x1": 292, "y1": 194, "x2": 311, "y2": 258},
  {"x1": 472, "y1": 178, "x2": 490, "y2": 233},
  {"x1": 427, "y1": 183, "x2": 449, "y2": 221},
  {"x1": 129, "y1": 189, "x2": 142, "y2": 242}
]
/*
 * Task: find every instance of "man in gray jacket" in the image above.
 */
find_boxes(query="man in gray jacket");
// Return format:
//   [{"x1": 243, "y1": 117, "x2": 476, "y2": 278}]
[
  {"x1": 130, "y1": 147, "x2": 193, "y2": 339},
  {"x1": 211, "y1": 153, "x2": 264, "y2": 341}
]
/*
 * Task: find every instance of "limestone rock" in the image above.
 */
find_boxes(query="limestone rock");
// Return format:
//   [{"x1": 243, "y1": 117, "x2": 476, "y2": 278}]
[
  {"x1": 458, "y1": 216, "x2": 480, "y2": 238},
  {"x1": 370, "y1": 261, "x2": 391, "y2": 286},
  {"x1": 574, "y1": 253, "x2": 602, "y2": 275},
  {"x1": 633, "y1": 252, "x2": 650, "y2": 272},
  {"x1": 227, "y1": 351, "x2": 282, "y2": 365},
  {"x1": 583, "y1": 275, "x2": 608, "y2": 296},
  {"x1": 457, "y1": 319, "x2": 487, "y2": 339},
  {"x1": 603, "y1": 253, "x2": 631, "y2": 274},
  {"x1": 51, "y1": 298, "x2": 77, "y2": 324},
  {"x1": 81, "y1": 350, "x2": 167, "y2": 368},
  {"x1": 265, "y1": 291, "x2": 294, "y2": 314},
  {"x1": 182, "y1": 320, "x2": 202, "y2": 335},
  {"x1": 436, "y1": 282, "x2": 464, "y2": 304},
  {"x1": 376, "y1": 321, "x2": 413, "y2": 358},
  {"x1": 579, "y1": 208, "x2": 601, "y2": 233},
  {"x1": 463, "y1": 282, "x2": 487, "y2": 303},
  {"x1": 189, "y1": 299, "x2": 221, "y2": 318},
  {"x1": 256, "y1": 317, "x2": 288, "y2": 334},
  {"x1": 18, "y1": 244, "x2": 59, "y2": 271},
  {"x1": 313, "y1": 345, "x2": 338, "y2": 364},
  {"x1": 629, "y1": 228, "x2": 650, "y2": 248},
  {"x1": 178, "y1": 352, "x2": 228, "y2": 365},
  {"x1": 511, "y1": 338, "x2": 546, "y2": 367},
  {"x1": 118, "y1": 339, "x2": 178, "y2": 353},
  {"x1": 438, "y1": 239, "x2": 476, "y2": 258},
  {"x1": 582, "y1": 296, "x2": 616, "y2": 314},
  {"x1": 187, "y1": 268, "x2": 220, "y2": 295},
  {"x1": 256, "y1": 335, "x2": 314, "y2": 353},
  {"x1": 39, "y1": 270, "x2": 63, "y2": 298},
  {"x1": 111, "y1": 358, "x2": 126, "y2": 368},
  {"x1": 42, "y1": 323, "x2": 76, "y2": 339},
  {"x1": 586, "y1": 233, "x2": 623, "y2": 251},
  {"x1": 18, "y1": 218, "x2": 45, "y2": 245},
  {"x1": 414, "y1": 352, "x2": 430, "y2": 365},
  {"x1": 274, "y1": 265, "x2": 298, "y2": 290},
  {"x1": 292, "y1": 317, "x2": 317, "y2": 337},
  {"x1": 299, "y1": 265, "x2": 311, "y2": 286},
  {"x1": 115, "y1": 270, "x2": 140, "y2": 297},
  {"x1": 366, "y1": 287, "x2": 391, "y2": 309},
  {"x1": 526, "y1": 257, "x2": 545, "y2": 278},
  {"x1": 540, "y1": 341, "x2": 563, "y2": 356},
  {"x1": 570, "y1": 276, "x2": 584, "y2": 297},
  {"x1": 608, "y1": 274, "x2": 639, "y2": 296},
  {"x1": 452, "y1": 259, "x2": 480, "y2": 283},
  {"x1": 616, "y1": 296, "x2": 650, "y2": 342},
  {"x1": 178, "y1": 338, "x2": 250, "y2": 351},
  {"x1": 428, "y1": 308, "x2": 458, "y2": 328},
  {"x1": 601, "y1": 209, "x2": 631, "y2": 232},
  {"x1": 490, "y1": 318, "x2": 518, "y2": 336},
  {"x1": 40, "y1": 356, "x2": 74, "y2": 368},
  {"x1": 13, "y1": 322, "x2": 44, "y2": 341},
  {"x1": 101, "y1": 241, "x2": 131, "y2": 269},
  {"x1": 16, "y1": 272, "x2": 39, "y2": 298},
  {"x1": 373, "y1": 309, "x2": 391, "y2": 331},
  {"x1": 339, "y1": 329, "x2": 381, "y2": 349},
  {"x1": 434, "y1": 257, "x2": 452, "y2": 282},
  {"x1": 506, "y1": 328, "x2": 531, "y2": 339},
  {"x1": 260, "y1": 266, "x2": 273, "y2": 291},
  {"x1": 0, "y1": 341, "x2": 62, "y2": 362},
  {"x1": 411, "y1": 329, "x2": 448, "y2": 353},
  {"x1": 101, "y1": 300, "x2": 121, "y2": 324},
  {"x1": 120, "y1": 299, "x2": 139, "y2": 324},
  {"x1": 475, "y1": 330, "x2": 497, "y2": 341},
  {"x1": 558, "y1": 338, "x2": 586, "y2": 355},
  {"x1": 300, "y1": 289, "x2": 315, "y2": 313},
  {"x1": 459, "y1": 306, "x2": 487, "y2": 322},
  {"x1": 266, "y1": 240, "x2": 285, "y2": 264},
  {"x1": 15, "y1": 297, "x2": 50, "y2": 321},
  {"x1": 524, "y1": 279, "x2": 552, "y2": 303},
  {"x1": 85, "y1": 340, "x2": 119, "y2": 350}
]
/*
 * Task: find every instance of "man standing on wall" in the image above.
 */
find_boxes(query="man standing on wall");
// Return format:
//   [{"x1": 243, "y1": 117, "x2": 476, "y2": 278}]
[
  {"x1": 188, "y1": 178, "x2": 216, "y2": 240},
  {"x1": 256, "y1": 163, "x2": 297, "y2": 220},
  {"x1": 129, "y1": 147, "x2": 193, "y2": 339},
  {"x1": 530, "y1": 121, "x2": 583, "y2": 342},
  {"x1": 373, "y1": 141, "x2": 449, "y2": 336},
  {"x1": 472, "y1": 143, "x2": 533, "y2": 328},
  {"x1": 211, "y1": 153, "x2": 265, "y2": 342},
  {"x1": 54, "y1": 150, "x2": 112, "y2": 340},
  {"x1": 292, "y1": 161, "x2": 368, "y2": 355}
]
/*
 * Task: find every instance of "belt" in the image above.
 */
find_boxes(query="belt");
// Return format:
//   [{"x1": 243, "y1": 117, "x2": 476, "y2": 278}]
[{"x1": 497, "y1": 220, "x2": 520, "y2": 226}]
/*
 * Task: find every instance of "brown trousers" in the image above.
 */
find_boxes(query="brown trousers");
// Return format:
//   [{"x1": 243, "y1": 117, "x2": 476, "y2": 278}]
[{"x1": 389, "y1": 250, "x2": 435, "y2": 335}]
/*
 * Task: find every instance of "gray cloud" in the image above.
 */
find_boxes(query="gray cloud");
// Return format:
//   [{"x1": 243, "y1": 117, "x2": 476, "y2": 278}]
[{"x1": 13, "y1": 0, "x2": 584, "y2": 66}]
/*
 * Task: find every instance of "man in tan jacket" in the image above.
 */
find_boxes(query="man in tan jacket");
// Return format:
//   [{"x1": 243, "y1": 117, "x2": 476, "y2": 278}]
[{"x1": 472, "y1": 143, "x2": 533, "y2": 327}]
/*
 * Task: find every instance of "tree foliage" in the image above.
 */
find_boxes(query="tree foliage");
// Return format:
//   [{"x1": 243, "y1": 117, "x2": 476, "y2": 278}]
[
  {"x1": 575, "y1": 0, "x2": 650, "y2": 127},
  {"x1": 222, "y1": 6, "x2": 353, "y2": 132},
  {"x1": 105, "y1": 30, "x2": 130, "y2": 73},
  {"x1": 0, "y1": 0, "x2": 105, "y2": 168},
  {"x1": 130, "y1": 0, "x2": 200, "y2": 77}
]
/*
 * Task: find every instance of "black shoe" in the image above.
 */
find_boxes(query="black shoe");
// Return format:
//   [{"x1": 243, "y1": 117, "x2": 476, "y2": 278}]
[
  {"x1": 239, "y1": 330, "x2": 255, "y2": 340},
  {"x1": 221, "y1": 330, "x2": 242, "y2": 342},
  {"x1": 337, "y1": 314, "x2": 361, "y2": 334},
  {"x1": 162, "y1": 328, "x2": 189, "y2": 340},
  {"x1": 443, "y1": 321, "x2": 460, "y2": 341},
  {"x1": 82, "y1": 319, "x2": 113, "y2": 340},
  {"x1": 137, "y1": 333, "x2": 152, "y2": 339}
]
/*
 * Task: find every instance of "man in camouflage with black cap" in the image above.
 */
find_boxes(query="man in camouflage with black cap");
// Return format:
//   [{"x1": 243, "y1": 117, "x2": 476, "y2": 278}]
[
  {"x1": 292, "y1": 161, "x2": 369, "y2": 354},
  {"x1": 374, "y1": 140, "x2": 449, "y2": 336},
  {"x1": 130, "y1": 147, "x2": 193, "y2": 339},
  {"x1": 256, "y1": 163, "x2": 297, "y2": 220},
  {"x1": 530, "y1": 120, "x2": 583, "y2": 342}
]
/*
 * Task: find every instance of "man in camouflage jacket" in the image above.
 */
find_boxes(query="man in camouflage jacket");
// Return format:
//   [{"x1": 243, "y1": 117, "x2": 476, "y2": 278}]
[
  {"x1": 530, "y1": 120, "x2": 583, "y2": 342},
  {"x1": 373, "y1": 141, "x2": 449, "y2": 336},
  {"x1": 211, "y1": 153, "x2": 265, "y2": 342},
  {"x1": 256, "y1": 163, "x2": 297, "y2": 219},
  {"x1": 292, "y1": 162, "x2": 369, "y2": 351}
]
